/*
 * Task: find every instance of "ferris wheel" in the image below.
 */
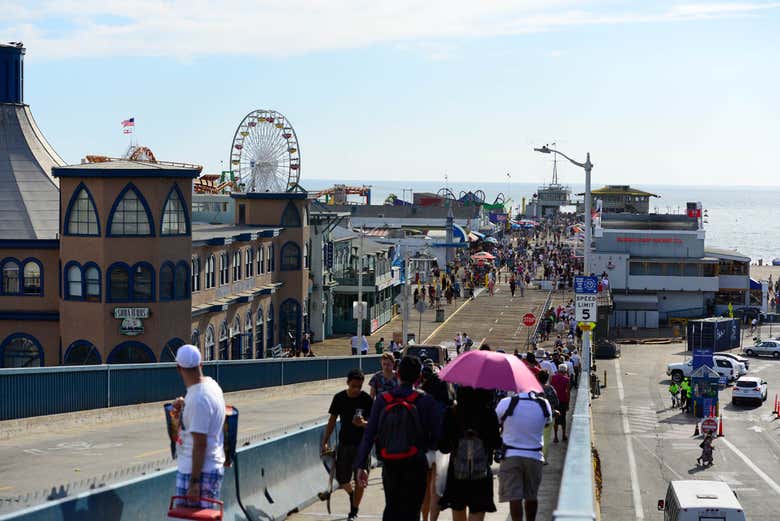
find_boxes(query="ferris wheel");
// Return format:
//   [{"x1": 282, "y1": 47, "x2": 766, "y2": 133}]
[{"x1": 230, "y1": 109, "x2": 300, "y2": 192}]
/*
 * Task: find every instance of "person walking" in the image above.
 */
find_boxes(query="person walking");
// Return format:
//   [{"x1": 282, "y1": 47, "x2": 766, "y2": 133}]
[
  {"x1": 369, "y1": 352, "x2": 398, "y2": 399},
  {"x1": 509, "y1": 275, "x2": 517, "y2": 297},
  {"x1": 668, "y1": 381, "x2": 680, "y2": 408},
  {"x1": 355, "y1": 356, "x2": 444, "y2": 521},
  {"x1": 170, "y1": 345, "x2": 226, "y2": 508},
  {"x1": 375, "y1": 337, "x2": 386, "y2": 355},
  {"x1": 550, "y1": 364, "x2": 570, "y2": 443},
  {"x1": 454, "y1": 333, "x2": 463, "y2": 356},
  {"x1": 322, "y1": 369, "x2": 373, "y2": 521},
  {"x1": 680, "y1": 378, "x2": 691, "y2": 413},
  {"x1": 420, "y1": 364, "x2": 454, "y2": 521},
  {"x1": 536, "y1": 370, "x2": 559, "y2": 463},
  {"x1": 495, "y1": 386, "x2": 552, "y2": 521}
]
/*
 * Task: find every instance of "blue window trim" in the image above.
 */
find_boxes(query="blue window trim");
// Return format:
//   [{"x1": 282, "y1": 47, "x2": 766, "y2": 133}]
[
  {"x1": 106, "y1": 261, "x2": 156, "y2": 303},
  {"x1": 161, "y1": 337, "x2": 185, "y2": 362},
  {"x1": 64, "y1": 260, "x2": 84, "y2": 301},
  {"x1": 159, "y1": 261, "x2": 176, "y2": 301},
  {"x1": 64, "y1": 339, "x2": 102, "y2": 365},
  {"x1": 160, "y1": 184, "x2": 191, "y2": 236},
  {"x1": 82, "y1": 262, "x2": 102, "y2": 301},
  {"x1": 175, "y1": 260, "x2": 190, "y2": 299},
  {"x1": 191, "y1": 328, "x2": 200, "y2": 346},
  {"x1": 20, "y1": 257, "x2": 45, "y2": 297},
  {"x1": 280, "y1": 241, "x2": 302, "y2": 271},
  {"x1": 205, "y1": 324, "x2": 215, "y2": 360},
  {"x1": 280, "y1": 201, "x2": 302, "y2": 227},
  {"x1": 0, "y1": 332, "x2": 44, "y2": 368},
  {"x1": 107, "y1": 341, "x2": 157, "y2": 364},
  {"x1": 279, "y1": 298, "x2": 302, "y2": 349},
  {"x1": 63, "y1": 182, "x2": 101, "y2": 237},
  {"x1": 0, "y1": 257, "x2": 21, "y2": 295},
  {"x1": 106, "y1": 182, "x2": 156, "y2": 238}
]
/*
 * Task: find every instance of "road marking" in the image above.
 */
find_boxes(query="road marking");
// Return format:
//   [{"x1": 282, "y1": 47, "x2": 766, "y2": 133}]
[
  {"x1": 494, "y1": 318, "x2": 499, "y2": 323},
  {"x1": 0, "y1": 486, "x2": 13, "y2": 491},
  {"x1": 489, "y1": 327, "x2": 494, "y2": 333},
  {"x1": 719, "y1": 437, "x2": 780, "y2": 495},
  {"x1": 632, "y1": 437, "x2": 684, "y2": 480},
  {"x1": 134, "y1": 448, "x2": 168, "y2": 459},
  {"x1": 615, "y1": 359, "x2": 644, "y2": 520},
  {"x1": 423, "y1": 293, "x2": 478, "y2": 344}
]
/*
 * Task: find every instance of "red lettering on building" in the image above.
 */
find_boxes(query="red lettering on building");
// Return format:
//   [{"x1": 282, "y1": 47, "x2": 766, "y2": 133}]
[{"x1": 616, "y1": 237, "x2": 682, "y2": 244}]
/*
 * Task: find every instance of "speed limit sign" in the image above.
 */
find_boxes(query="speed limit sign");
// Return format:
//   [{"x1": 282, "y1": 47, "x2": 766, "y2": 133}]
[{"x1": 575, "y1": 294, "x2": 597, "y2": 323}]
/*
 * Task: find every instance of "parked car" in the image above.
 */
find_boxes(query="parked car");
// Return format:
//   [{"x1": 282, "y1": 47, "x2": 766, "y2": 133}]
[
  {"x1": 743, "y1": 339, "x2": 780, "y2": 359},
  {"x1": 716, "y1": 351, "x2": 750, "y2": 370},
  {"x1": 666, "y1": 355, "x2": 746, "y2": 383},
  {"x1": 731, "y1": 376, "x2": 767, "y2": 405},
  {"x1": 594, "y1": 339, "x2": 621, "y2": 359}
]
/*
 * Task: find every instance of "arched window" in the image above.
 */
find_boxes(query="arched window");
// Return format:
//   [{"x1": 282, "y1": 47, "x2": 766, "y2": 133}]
[
  {"x1": 132, "y1": 262, "x2": 154, "y2": 301},
  {"x1": 257, "y1": 246, "x2": 265, "y2": 274},
  {"x1": 174, "y1": 262, "x2": 188, "y2": 299},
  {"x1": 1, "y1": 259, "x2": 20, "y2": 295},
  {"x1": 22, "y1": 260, "x2": 42, "y2": 295},
  {"x1": 64, "y1": 340, "x2": 101, "y2": 365},
  {"x1": 280, "y1": 242, "x2": 301, "y2": 271},
  {"x1": 64, "y1": 184, "x2": 100, "y2": 236},
  {"x1": 245, "y1": 248, "x2": 254, "y2": 277},
  {"x1": 205, "y1": 255, "x2": 215, "y2": 289},
  {"x1": 220, "y1": 253, "x2": 229, "y2": 285},
  {"x1": 230, "y1": 316, "x2": 242, "y2": 360},
  {"x1": 204, "y1": 326, "x2": 215, "y2": 361},
  {"x1": 107, "y1": 341, "x2": 156, "y2": 364},
  {"x1": 0, "y1": 333, "x2": 43, "y2": 367},
  {"x1": 84, "y1": 263, "x2": 101, "y2": 300},
  {"x1": 268, "y1": 245, "x2": 274, "y2": 272},
  {"x1": 245, "y1": 312, "x2": 253, "y2": 359},
  {"x1": 191, "y1": 329, "x2": 200, "y2": 347},
  {"x1": 218, "y1": 321, "x2": 229, "y2": 360},
  {"x1": 107, "y1": 184, "x2": 154, "y2": 236},
  {"x1": 160, "y1": 185, "x2": 189, "y2": 235},
  {"x1": 281, "y1": 201, "x2": 301, "y2": 227},
  {"x1": 160, "y1": 262, "x2": 175, "y2": 300},
  {"x1": 107, "y1": 263, "x2": 130, "y2": 301},
  {"x1": 160, "y1": 338, "x2": 185, "y2": 362},
  {"x1": 232, "y1": 251, "x2": 241, "y2": 281},
  {"x1": 255, "y1": 305, "x2": 265, "y2": 358},
  {"x1": 66, "y1": 262, "x2": 83, "y2": 299},
  {"x1": 191, "y1": 257, "x2": 201, "y2": 292},
  {"x1": 279, "y1": 299, "x2": 301, "y2": 349},
  {"x1": 267, "y1": 304, "x2": 274, "y2": 349}
]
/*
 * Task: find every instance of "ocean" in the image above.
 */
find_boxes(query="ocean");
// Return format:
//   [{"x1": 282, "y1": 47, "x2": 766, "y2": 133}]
[{"x1": 306, "y1": 179, "x2": 779, "y2": 264}]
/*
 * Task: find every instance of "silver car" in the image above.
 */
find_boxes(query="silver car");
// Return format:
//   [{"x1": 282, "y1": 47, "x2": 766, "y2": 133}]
[{"x1": 743, "y1": 339, "x2": 780, "y2": 359}]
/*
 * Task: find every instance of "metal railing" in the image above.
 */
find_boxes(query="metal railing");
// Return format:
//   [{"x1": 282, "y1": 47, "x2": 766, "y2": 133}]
[
  {"x1": 553, "y1": 331, "x2": 597, "y2": 520},
  {"x1": 0, "y1": 355, "x2": 381, "y2": 421}
]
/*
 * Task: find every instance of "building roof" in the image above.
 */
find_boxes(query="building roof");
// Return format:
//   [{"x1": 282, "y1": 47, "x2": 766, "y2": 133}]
[
  {"x1": 576, "y1": 185, "x2": 659, "y2": 197},
  {"x1": 704, "y1": 248, "x2": 751, "y2": 263},
  {"x1": 327, "y1": 204, "x2": 481, "y2": 220},
  {"x1": 331, "y1": 226, "x2": 358, "y2": 242},
  {"x1": 191, "y1": 223, "x2": 280, "y2": 244},
  {"x1": 53, "y1": 160, "x2": 201, "y2": 178},
  {"x1": 0, "y1": 103, "x2": 63, "y2": 240},
  {"x1": 600, "y1": 213, "x2": 698, "y2": 231}
]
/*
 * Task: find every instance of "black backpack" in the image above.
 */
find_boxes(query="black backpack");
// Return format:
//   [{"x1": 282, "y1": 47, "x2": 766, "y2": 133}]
[
  {"x1": 375, "y1": 391, "x2": 424, "y2": 461},
  {"x1": 497, "y1": 393, "x2": 550, "y2": 455},
  {"x1": 452, "y1": 428, "x2": 490, "y2": 480}
]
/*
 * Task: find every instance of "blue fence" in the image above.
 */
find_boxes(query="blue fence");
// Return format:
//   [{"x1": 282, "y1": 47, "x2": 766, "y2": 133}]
[{"x1": 0, "y1": 356, "x2": 381, "y2": 421}]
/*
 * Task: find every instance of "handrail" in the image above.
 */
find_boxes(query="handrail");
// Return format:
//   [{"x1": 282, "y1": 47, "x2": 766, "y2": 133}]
[
  {"x1": 552, "y1": 330, "x2": 597, "y2": 520},
  {"x1": 530, "y1": 289, "x2": 553, "y2": 345}
]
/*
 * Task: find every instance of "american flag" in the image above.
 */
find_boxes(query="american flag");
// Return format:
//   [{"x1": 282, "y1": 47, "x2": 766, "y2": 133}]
[{"x1": 121, "y1": 117, "x2": 135, "y2": 127}]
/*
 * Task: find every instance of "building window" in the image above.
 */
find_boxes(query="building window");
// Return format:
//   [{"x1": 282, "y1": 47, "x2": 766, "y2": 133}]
[
  {"x1": 258, "y1": 246, "x2": 265, "y2": 274},
  {"x1": 133, "y1": 263, "x2": 154, "y2": 301},
  {"x1": 66, "y1": 263, "x2": 83, "y2": 298},
  {"x1": 64, "y1": 340, "x2": 101, "y2": 365},
  {"x1": 108, "y1": 184, "x2": 153, "y2": 236},
  {"x1": 230, "y1": 317, "x2": 242, "y2": 360},
  {"x1": 174, "y1": 262, "x2": 188, "y2": 299},
  {"x1": 246, "y1": 248, "x2": 254, "y2": 277},
  {"x1": 205, "y1": 255, "x2": 215, "y2": 289},
  {"x1": 160, "y1": 262, "x2": 174, "y2": 300},
  {"x1": 160, "y1": 338, "x2": 185, "y2": 362},
  {"x1": 256, "y1": 306, "x2": 265, "y2": 358},
  {"x1": 220, "y1": 253, "x2": 229, "y2": 285},
  {"x1": 245, "y1": 312, "x2": 254, "y2": 359},
  {"x1": 279, "y1": 299, "x2": 300, "y2": 349},
  {"x1": 85, "y1": 264, "x2": 101, "y2": 300},
  {"x1": 267, "y1": 245, "x2": 274, "y2": 273},
  {"x1": 108, "y1": 262, "x2": 154, "y2": 302},
  {"x1": 219, "y1": 321, "x2": 228, "y2": 360},
  {"x1": 232, "y1": 251, "x2": 241, "y2": 281},
  {"x1": 161, "y1": 186, "x2": 189, "y2": 235},
  {"x1": 281, "y1": 201, "x2": 301, "y2": 227},
  {"x1": 21, "y1": 260, "x2": 42, "y2": 295},
  {"x1": 267, "y1": 304, "x2": 274, "y2": 349},
  {"x1": 204, "y1": 326, "x2": 215, "y2": 361},
  {"x1": 1, "y1": 259, "x2": 20, "y2": 295},
  {"x1": 303, "y1": 242, "x2": 310, "y2": 270},
  {"x1": 191, "y1": 257, "x2": 201, "y2": 292},
  {"x1": 107, "y1": 342, "x2": 156, "y2": 364},
  {"x1": 280, "y1": 242, "x2": 301, "y2": 271},
  {"x1": 65, "y1": 185, "x2": 100, "y2": 236},
  {"x1": 108, "y1": 264, "x2": 129, "y2": 301},
  {"x1": 0, "y1": 333, "x2": 43, "y2": 368}
]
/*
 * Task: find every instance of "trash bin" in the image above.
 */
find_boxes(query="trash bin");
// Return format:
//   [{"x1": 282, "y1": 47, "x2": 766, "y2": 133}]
[{"x1": 435, "y1": 308, "x2": 445, "y2": 322}]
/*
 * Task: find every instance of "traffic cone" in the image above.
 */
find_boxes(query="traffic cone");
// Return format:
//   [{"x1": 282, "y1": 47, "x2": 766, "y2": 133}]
[
  {"x1": 718, "y1": 415, "x2": 724, "y2": 437},
  {"x1": 693, "y1": 421, "x2": 700, "y2": 436}
]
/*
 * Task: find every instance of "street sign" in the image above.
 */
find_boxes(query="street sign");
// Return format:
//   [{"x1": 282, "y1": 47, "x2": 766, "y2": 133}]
[
  {"x1": 415, "y1": 301, "x2": 426, "y2": 314},
  {"x1": 574, "y1": 276, "x2": 599, "y2": 294},
  {"x1": 700, "y1": 417, "x2": 718, "y2": 435},
  {"x1": 522, "y1": 313, "x2": 536, "y2": 327},
  {"x1": 575, "y1": 294, "x2": 597, "y2": 323}
]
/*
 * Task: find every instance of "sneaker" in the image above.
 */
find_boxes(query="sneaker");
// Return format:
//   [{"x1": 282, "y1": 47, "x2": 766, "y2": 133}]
[
  {"x1": 348, "y1": 515, "x2": 358, "y2": 521},
  {"x1": 317, "y1": 491, "x2": 331, "y2": 501}
]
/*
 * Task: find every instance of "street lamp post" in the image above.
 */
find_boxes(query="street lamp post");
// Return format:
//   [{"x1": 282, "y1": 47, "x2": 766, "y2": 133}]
[{"x1": 533, "y1": 145, "x2": 594, "y2": 275}]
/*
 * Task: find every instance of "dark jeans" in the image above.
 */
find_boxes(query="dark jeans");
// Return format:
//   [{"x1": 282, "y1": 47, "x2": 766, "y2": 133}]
[{"x1": 381, "y1": 455, "x2": 428, "y2": 521}]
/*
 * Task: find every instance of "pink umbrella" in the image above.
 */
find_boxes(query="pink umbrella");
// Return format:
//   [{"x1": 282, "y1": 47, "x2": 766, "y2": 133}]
[{"x1": 439, "y1": 350, "x2": 543, "y2": 393}]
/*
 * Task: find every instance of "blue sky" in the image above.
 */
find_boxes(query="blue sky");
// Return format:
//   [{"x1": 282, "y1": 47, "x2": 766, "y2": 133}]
[{"x1": 4, "y1": 1, "x2": 780, "y2": 187}]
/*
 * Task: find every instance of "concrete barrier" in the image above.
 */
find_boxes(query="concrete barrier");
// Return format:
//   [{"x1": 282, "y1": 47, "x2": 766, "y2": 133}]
[{"x1": 0, "y1": 422, "x2": 334, "y2": 521}]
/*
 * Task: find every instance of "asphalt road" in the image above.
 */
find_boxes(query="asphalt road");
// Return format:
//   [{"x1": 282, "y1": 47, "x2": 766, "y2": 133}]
[{"x1": 593, "y1": 342, "x2": 780, "y2": 520}]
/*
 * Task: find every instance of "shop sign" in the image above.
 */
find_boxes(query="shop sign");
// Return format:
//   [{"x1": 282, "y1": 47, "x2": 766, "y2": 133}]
[
  {"x1": 114, "y1": 307, "x2": 150, "y2": 336},
  {"x1": 616, "y1": 237, "x2": 682, "y2": 244}
]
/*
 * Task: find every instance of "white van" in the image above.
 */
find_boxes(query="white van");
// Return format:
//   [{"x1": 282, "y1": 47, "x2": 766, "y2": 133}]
[{"x1": 658, "y1": 481, "x2": 746, "y2": 521}]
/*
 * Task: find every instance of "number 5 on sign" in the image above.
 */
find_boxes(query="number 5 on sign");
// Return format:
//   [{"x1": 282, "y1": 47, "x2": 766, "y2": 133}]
[{"x1": 575, "y1": 294, "x2": 597, "y2": 323}]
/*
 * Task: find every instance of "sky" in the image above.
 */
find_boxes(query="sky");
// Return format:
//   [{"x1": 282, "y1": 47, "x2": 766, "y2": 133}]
[{"x1": 4, "y1": 1, "x2": 780, "y2": 187}]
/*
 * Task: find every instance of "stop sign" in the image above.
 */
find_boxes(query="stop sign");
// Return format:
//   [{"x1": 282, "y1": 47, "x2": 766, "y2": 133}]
[
  {"x1": 701, "y1": 418, "x2": 718, "y2": 435},
  {"x1": 523, "y1": 313, "x2": 536, "y2": 327}
]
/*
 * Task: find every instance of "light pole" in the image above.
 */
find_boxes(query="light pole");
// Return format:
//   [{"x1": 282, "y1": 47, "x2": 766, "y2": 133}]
[{"x1": 533, "y1": 145, "x2": 594, "y2": 275}]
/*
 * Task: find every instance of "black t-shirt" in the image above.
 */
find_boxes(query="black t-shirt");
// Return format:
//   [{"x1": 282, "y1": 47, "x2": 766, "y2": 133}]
[{"x1": 328, "y1": 390, "x2": 373, "y2": 445}]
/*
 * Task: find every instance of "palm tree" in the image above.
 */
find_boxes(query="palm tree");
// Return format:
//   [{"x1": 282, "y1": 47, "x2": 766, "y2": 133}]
[{"x1": 384, "y1": 193, "x2": 398, "y2": 205}]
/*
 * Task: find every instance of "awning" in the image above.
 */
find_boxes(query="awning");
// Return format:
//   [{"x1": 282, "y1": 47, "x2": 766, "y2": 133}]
[
  {"x1": 471, "y1": 230, "x2": 486, "y2": 239},
  {"x1": 750, "y1": 278, "x2": 761, "y2": 290},
  {"x1": 612, "y1": 294, "x2": 659, "y2": 310},
  {"x1": 452, "y1": 223, "x2": 467, "y2": 242}
]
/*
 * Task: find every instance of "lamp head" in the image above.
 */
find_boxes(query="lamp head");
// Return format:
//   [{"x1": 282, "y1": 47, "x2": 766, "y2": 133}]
[{"x1": 534, "y1": 145, "x2": 551, "y2": 154}]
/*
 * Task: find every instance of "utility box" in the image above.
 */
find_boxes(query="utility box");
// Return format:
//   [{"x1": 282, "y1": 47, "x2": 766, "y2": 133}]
[{"x1": 687, "y1": 318, "x2": 740, "y2": 352}]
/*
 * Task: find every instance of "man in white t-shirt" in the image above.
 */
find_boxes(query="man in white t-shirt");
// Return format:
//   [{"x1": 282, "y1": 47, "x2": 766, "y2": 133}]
[
  {"x1": 495, "y1": 391, "x2": 552, "y2": 521},
  {"x1": 171, "y1": 344, "x2": 226, "y2": 507}
]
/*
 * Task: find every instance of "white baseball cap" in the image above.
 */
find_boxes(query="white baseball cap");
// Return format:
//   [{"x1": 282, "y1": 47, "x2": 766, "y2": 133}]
[
  {"x1": 558, "y1": 363, "x2": 568, "y2": 372},
  {"x1": 176, "y1": 344, "x2": 202, "y2": 368}
]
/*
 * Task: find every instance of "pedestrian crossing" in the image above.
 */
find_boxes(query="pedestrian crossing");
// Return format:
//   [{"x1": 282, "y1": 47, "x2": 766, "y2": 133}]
[{"x1": 622, "y1": 405, "x2": 698, "y2": 439}]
